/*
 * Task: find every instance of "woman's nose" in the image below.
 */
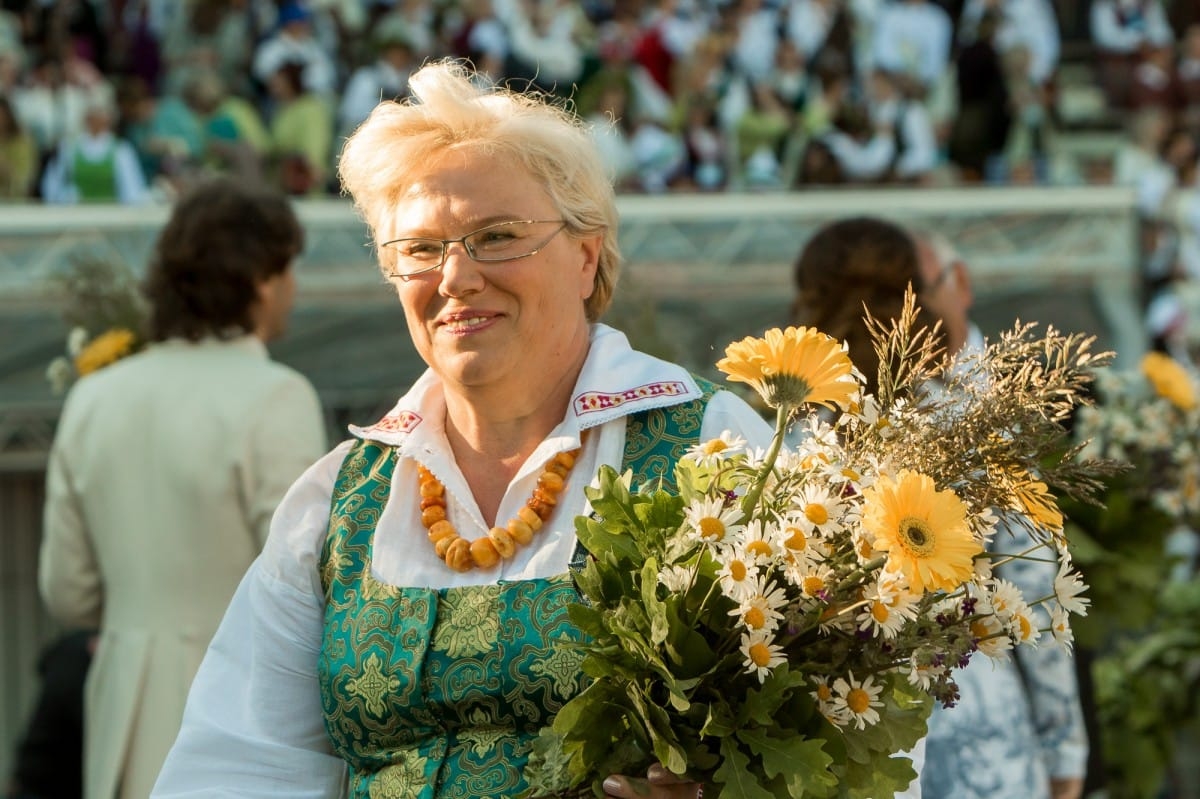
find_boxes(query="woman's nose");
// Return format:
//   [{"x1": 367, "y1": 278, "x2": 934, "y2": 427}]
[{"x1": 437, "y1": 241, "x2": 485, "y2": 295}]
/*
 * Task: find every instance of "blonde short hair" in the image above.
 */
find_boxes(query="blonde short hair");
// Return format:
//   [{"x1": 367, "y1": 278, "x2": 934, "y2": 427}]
[{"x1": 338, "y1": 59, "x2": 621, "y2": 321}]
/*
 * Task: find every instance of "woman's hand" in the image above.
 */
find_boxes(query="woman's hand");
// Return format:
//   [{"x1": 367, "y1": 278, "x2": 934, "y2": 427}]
[
  {"x1": 602, "y1": 763, "x2": 705, "y2": 798},
  {"x1": 1049, "y1": 776, "x2": 1084, "y2": 799}
]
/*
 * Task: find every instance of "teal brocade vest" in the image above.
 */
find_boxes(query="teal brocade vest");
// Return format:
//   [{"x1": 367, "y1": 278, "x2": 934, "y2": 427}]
[{"x1": 317, "y1": 380, "x2": 718, "y2": 799}]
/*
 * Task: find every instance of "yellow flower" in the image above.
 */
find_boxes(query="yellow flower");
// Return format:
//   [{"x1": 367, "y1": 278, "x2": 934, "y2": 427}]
[
  {"x1": 862, "y1": 470, "x2": 981, "y2": 594},
  {"x1": 716, "y1": 326, "x2": 859, "y2": 412},
  {"x1": 1141, "y1": 351, "x2": 1197, "y2": 411},
  {"x1": 74, "y1": 328, "x2": 138, "y2": 376}
]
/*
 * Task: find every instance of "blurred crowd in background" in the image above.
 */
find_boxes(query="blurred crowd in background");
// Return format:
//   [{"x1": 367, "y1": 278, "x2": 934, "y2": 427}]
[{"x1": 4, "y1": 0, "x2": 1200, "y2": 204}]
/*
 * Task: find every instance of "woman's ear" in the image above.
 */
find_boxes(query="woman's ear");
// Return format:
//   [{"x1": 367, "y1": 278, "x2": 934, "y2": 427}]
[{"x1": 577, "y1": 233, "x2": 603, "y2": 301}]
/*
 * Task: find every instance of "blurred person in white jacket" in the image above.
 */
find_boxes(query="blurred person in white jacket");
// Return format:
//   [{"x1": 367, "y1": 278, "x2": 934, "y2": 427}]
[{"x1": 39, "y1": 176, "x2": 327, "y2": 799}]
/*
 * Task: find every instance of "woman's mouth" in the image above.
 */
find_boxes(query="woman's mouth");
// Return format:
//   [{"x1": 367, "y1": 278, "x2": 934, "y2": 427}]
[{"x1": 440, "y1": 314, "x2": 495, "y2": 333}]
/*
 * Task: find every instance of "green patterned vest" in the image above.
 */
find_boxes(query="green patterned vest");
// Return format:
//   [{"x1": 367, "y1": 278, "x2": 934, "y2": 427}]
[{"x1": 318, "y1": 379, "x2": 718, "y2": 799}]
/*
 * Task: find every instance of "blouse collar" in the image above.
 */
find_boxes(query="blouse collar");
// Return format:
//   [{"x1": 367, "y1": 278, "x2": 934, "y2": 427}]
[{"x1": 349, "y1": 323, "x2": 703, "y2": 449}]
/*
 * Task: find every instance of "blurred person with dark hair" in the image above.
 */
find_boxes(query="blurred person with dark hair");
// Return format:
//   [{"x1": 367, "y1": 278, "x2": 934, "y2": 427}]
[
  {"x1": 790, "y1": 217, "x2": 944, "y2": 393},
  {"x1": 947, "y1": 8, "x2": 1012, "y2": 183},
  {"x1": 38, "y1": 176, "x2": 327, "y2": 799},
  {"x1": 957, "y1": 0, "x2": 1060, "y2": 99},
  {"x1": 865, "y1": 68, "x2": 939, "y2": 184},
  {"x1": 814, "y1": 94, "x2": 899, "y2": 185}
]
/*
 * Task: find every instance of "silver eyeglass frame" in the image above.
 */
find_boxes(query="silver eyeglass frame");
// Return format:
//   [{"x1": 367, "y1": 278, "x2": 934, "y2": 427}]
[{"x1": 380, "y1": 219, "x2": 568, "y2": 279}]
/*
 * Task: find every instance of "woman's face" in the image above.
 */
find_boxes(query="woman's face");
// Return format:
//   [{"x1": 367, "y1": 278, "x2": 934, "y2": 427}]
[{"x1": 388, "y1": 148, "x2": 602, "y2": 398}]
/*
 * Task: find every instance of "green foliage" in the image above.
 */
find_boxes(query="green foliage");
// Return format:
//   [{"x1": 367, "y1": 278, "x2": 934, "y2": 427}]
[
  {"x1": 528, "y1": 466, "x2": 931, "y2": 798},
  {"x1": 1059, "y1": 477, "x2": 1177, "y2": 649},
  {"x1": 1092, "y1": 578, "x2": 1200, "y2": 799}
]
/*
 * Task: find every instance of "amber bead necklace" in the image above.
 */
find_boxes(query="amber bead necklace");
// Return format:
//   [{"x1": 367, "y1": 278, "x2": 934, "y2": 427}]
[{"x1": 417, "y1": 446, "x2": 582, "y2": 572}]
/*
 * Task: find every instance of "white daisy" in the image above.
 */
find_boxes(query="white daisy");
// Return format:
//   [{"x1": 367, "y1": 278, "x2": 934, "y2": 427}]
[
  {"x1": 906, "y1": 656, "x2": 946, "y2": 692},
  {"x1": 740, "y1": 630, "x2": 786, "y2": 684},
  {"x1": 715, "y1": 549, "x2": 761, "y2": 601},
  {"x1": 970, "y1": 613, "x2": 1013, "y2": 660},
  {"x1": 810, "y1": 675, "x2": 847, "y2": 727},
  {"x1": 67, "y1": 326, "x2": 89, "y2": 357},
  {"x1": 735, "y1": 518, "x2": 785, "y2": 565},
  {"x1": 682, "y1": 496, "x2": 744, "y2": 546},
  {"x1": 830, "y1": 673, "x2": 884, "y2": 730},
  {"x1": 685, "y1": 430, "x2": 748, "y2": 467},
  {"x1": 1053, "y1": 559, "x2": 1091, "y2": 616},
  {"x1": 658, "y1": 564, "x2": 693, "y2": 594},
  {"x1": 790, "y1": 484, "x2": 848, "y2": 537},
  {"x1": 1009, "y1": 604, "x2": 1043, "y2": 647},
  {"x1": 856, "y1": 575, "x2": 920, "y2": 639},
  {"x1": 728, "y1": 577, "x2": 789, "y2": 634},
  {"x1": 788, "y1": 561, "x2": 836, "y2": 601},
  {"x1": 1049, "y1": 604, "x2": 1076, "y2": 650},
  {"x1": 987, "y1": 579, "x2": 1026, "y2": 619}
]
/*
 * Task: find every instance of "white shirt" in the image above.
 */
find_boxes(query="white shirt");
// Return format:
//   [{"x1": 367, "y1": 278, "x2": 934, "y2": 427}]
[
  {"x1": 11, "y1": 82, "x2": 90, "y2": 152},
  {"x1": 869, "y1": 97, "x2": 939, "y2": 179},
  {"x1": 1090, "y1": 0, "x2": 1174, "y2": 53},
  {"x1": 732, "y1": 6, "x2": 783, "y2": 82},
  {"x1": 786, "y1": 0, "x2": 837, "y2": 59},
  {"x1": 823, "y1": 128, "x2": 898, "y2": 182},
  {"x1": 251, "y1": 31, "x2": 338, "y2": 95},
  {"x1": 871, "y1": 0, "x2": 953, "y2": 89},
  {"x1": 151, "y1": 324, "x2": 773, "y2": 797}
]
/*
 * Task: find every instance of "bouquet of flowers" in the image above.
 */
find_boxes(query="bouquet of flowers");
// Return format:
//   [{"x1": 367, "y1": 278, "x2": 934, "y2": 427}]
[
  {"x1": 1073, "y1": 351, "x2": 1200, "y2": 528},
  {"x1": 1064, "y1": 351, "x2": 1200, "y2": 798},
  {"x1": 523, "y1": 293, "x2": 1114, "y2": 798},
  {"x1": 45, "y1": 254, "x2": 148, "y2": 394}
]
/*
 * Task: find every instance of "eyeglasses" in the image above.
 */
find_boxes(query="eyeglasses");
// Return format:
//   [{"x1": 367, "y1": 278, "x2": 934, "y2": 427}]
[
  {"x1": 380, "y1": 219, "x2": 568, "y2": 279},
  {"x1": 922, "y1": 262, "x2": 958, "y2": 294}
]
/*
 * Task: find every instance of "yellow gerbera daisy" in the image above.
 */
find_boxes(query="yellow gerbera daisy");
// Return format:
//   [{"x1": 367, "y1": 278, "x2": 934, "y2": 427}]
[
  {"x1": 1141, "y1": 351, "x2": 1197, "y2": 411},
  {"x1": 74, "y1": 328, "x2": 138, "y2": 376},
  {"x1": 862, "y1": 470, "x2": 981, "y2": 594},
  {"x1": 716, "y1": 326, "x2": 859, "y2": 412}
]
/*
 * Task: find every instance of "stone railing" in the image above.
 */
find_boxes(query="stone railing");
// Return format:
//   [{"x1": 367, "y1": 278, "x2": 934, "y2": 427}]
[{"x1": 0, "y1": 185, "x2": 1142, "y2": 471}]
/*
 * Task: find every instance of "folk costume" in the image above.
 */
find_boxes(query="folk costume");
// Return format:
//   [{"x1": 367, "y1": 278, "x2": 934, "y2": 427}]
[{"x1": 152, "y1": 324, "x2": 773, "y2": 798}]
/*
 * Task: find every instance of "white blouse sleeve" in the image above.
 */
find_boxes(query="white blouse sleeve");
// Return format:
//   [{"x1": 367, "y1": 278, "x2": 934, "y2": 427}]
[{"x1": 152, "y1": 443, "x2": 353, "y2": 798}]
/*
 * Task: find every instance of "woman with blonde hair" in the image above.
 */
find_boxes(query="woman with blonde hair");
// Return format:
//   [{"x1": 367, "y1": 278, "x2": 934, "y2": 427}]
[{"x1": 152, "y1": 59, "x2": 771, "y2": 799}]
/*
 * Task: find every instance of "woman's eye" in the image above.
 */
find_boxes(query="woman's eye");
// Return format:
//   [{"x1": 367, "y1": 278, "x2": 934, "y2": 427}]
[{"x1": 403, "y1": 241, "x2": 441, "y2": 258}]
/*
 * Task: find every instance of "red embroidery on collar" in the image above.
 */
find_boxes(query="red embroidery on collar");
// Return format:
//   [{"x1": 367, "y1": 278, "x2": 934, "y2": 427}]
[
  {"x1": 367, "y1": 410, "x2": 422, "y2": 434},
  {"x1": 573, "y1": 381, "x2": 688, "y2": 415}
]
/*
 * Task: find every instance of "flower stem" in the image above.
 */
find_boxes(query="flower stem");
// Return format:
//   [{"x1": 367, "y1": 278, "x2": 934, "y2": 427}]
[{"x1": 740, "y1": 404, "x2": 789, "y2": 522}]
